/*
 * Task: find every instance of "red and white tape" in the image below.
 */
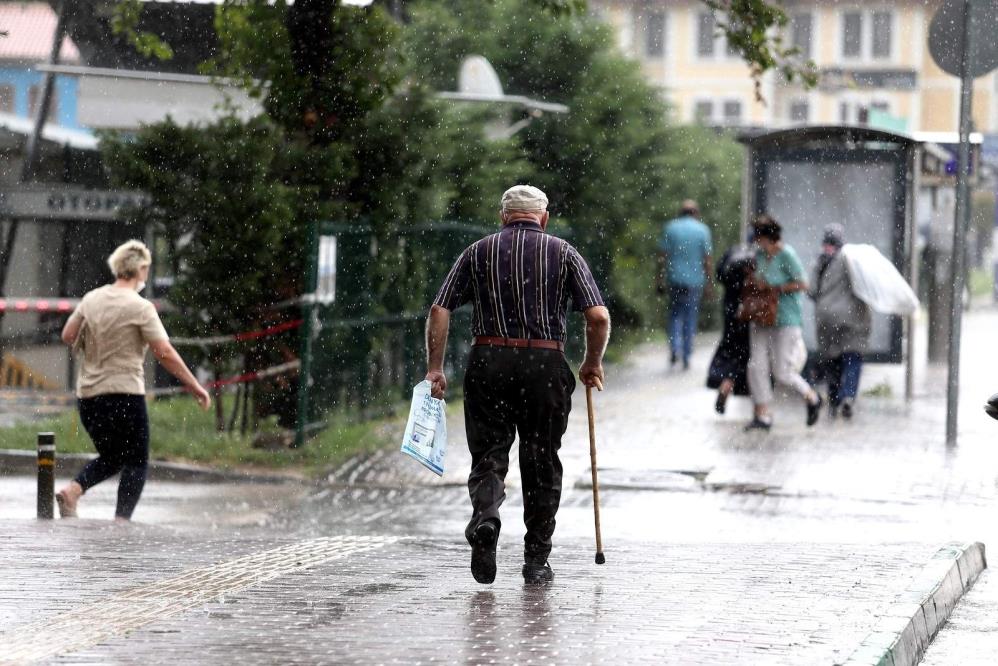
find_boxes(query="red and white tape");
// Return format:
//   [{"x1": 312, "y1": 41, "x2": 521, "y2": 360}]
[
  {"x1": 0, "y1": 298, "x2": 171, "y2": 313},
  {"x1": 149, "y1": 360, "x2": 301, "y2": 396},
  {"x1": 171, "y1": 319, "x2": 303, "y2": 347},
  {"x1": 0, "y1": 298, "x2": 78, "y2": 313}
]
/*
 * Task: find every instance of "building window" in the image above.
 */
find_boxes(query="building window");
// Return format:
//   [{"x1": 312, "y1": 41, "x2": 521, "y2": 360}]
[
  {"x1": 789, "y1": 99, "x2": 810, "y2": 123},
  {"x1": 0, "y1": 85, "x2": 13, "y2": 114},
  {"x1": 839, "y1": 98, "x2": 891, "y2": 124},
  {"x1": 872, "y1": 11, "x2": 892, "y2": 59},
  {"x1": 722, "y1": 100, "x2": 743, "y2": 125},
  {"x1": 842, "y1": 12, "x2": 863, "y2": 58},
  {"x1": 693, "y1": 99, "x2": 743, "y2": 126},
  {"x1": 697, "y1": 12, "x2": 716, "y2": 57},
  {"x1": 841, "y1": 9, "x2": 894, "y2": 61},
  {"x1": 790, "y1": 13, "x2": 813, "y2": 59},
  {"x1": 645, "y1": 11, "x2": 666, "y2": 58},
  {"x1": 28, "y1": 85, "x2": 58, "y2": 121},
  {"x1": 694, "y1": 100, "x2": 714, "y2": 123},
  {"x1": 696, "y1": 11, "x2": 737, "y2": 60}
]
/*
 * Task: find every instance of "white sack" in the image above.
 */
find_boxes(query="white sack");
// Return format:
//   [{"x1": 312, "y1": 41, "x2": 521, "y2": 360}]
[
  {"x1": 840, "y1": 243, "x2": 919, "y2": 316},
  {"x1": 400, "y1": 380, "x2": 447, "y2": 475}
]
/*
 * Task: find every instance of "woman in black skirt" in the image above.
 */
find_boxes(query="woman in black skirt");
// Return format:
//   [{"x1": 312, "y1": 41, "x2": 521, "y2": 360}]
[{"x1": 707, "y1": 243, "x2": 754, "y2": 414}]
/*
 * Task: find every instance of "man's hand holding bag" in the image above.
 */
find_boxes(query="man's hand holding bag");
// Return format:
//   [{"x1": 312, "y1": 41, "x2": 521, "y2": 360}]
[{"x1": 736, "y1": 272, "x2": 779, "y2": 327}]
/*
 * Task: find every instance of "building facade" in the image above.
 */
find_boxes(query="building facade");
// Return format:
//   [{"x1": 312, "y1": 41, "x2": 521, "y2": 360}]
[
  {"x1": 591, "y1": 0, "x2": 998, "y2": 133},
  {"x1": 0, "y1": 2, "x2": 82, "y2": 129}
]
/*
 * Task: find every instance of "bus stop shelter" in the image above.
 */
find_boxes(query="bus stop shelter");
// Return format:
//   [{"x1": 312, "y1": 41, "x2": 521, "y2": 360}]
[{"x1": 738, "y1": 126, "x2": 920, "y2": 370}]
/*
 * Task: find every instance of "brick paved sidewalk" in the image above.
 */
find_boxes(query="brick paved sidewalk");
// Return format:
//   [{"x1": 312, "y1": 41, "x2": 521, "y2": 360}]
[
  {"x1": 0, "y1": 520, "x2": 948, "y2": 665},
  {"x1": 2, "y1": 311, "x2": 996, "y2": 664}
]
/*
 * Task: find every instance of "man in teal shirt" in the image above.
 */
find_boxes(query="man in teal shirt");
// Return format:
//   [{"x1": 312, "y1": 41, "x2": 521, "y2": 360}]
[{"x1": 657, "y1": 200, "x2": 713, "y2": 370}]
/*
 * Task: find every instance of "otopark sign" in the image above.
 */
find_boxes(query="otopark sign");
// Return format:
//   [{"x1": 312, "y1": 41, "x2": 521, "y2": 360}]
[{"x1": 0, "y1": 187, "x2": 150, "y2": 221}]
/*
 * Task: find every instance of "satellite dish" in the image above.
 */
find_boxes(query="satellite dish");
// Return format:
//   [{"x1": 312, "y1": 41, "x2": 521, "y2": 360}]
[{"x1": 458, "y1": 56, "x2": 504, "y2": 97}]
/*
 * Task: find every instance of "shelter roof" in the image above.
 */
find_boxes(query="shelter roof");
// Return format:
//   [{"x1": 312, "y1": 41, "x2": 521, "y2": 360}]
[{"x1": 738, "y1": 125, "x2": 919, "y2": 150}]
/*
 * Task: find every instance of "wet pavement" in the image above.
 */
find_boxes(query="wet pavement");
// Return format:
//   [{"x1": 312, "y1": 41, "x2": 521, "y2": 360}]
[{"x1": 1, "y1": 308, "x2": 998, "y2": 663}]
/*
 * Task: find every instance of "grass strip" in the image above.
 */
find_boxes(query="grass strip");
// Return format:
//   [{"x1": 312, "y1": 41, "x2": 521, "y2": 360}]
[{"x1": 0, "y1": 397, "x2": 397, "y2": 477}]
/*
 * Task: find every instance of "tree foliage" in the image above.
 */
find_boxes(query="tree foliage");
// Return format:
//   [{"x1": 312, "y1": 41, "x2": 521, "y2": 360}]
[
  {"x1": 403, "y1": 0, "x2": 744, "y2": 326},
  {"x1": 705, "y1": 0, "x2": 818, "y2": 101}
]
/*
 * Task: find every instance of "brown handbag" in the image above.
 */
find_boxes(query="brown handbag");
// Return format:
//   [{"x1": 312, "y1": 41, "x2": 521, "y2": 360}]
[{"x1": 736, "y1": 272, "x2": 778, "y2": 326}]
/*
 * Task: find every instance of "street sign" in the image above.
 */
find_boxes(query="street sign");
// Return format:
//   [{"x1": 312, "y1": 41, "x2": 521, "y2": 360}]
[
  {"x1": 929, "y1": 0, "x2": 998, "y2": 78},
  {"x1": 0, "y1": 187, "x2": 150, "y2": 221}
]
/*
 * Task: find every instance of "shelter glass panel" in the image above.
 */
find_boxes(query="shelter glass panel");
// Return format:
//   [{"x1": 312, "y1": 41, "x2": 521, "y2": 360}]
[{"x1": 760, "y1": 157, "x2": 903, "y2": 358}]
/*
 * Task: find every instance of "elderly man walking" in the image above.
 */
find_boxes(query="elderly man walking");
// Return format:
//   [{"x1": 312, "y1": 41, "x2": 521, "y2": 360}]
[
  {"x1": 425, "y1": 184, "x2": 610, "y2": 585},
  {"x1": 657, "y1": 199, "x2": 713, "y2": 370}
]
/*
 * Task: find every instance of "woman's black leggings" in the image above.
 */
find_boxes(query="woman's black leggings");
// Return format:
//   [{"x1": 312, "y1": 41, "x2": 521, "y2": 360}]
[{"x1": 74, "y1": 394, "x2": 150, "y2": 519}]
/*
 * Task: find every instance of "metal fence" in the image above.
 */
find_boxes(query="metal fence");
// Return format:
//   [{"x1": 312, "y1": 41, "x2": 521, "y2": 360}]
[{"x1": 295, "y1": 220, "x2": 490, "y2": 443}]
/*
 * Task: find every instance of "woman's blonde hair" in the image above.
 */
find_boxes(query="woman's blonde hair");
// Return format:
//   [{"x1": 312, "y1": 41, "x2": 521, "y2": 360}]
[{"x1": 107, "y1": 240, "x2": 152, "y2": 279}]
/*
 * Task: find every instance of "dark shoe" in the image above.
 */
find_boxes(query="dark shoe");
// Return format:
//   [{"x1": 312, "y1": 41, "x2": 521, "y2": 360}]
[
  {"x1": 470, "y1": 521, "x2": 498, "y2": 584},
  {"x1": 744, "y1": 417, "x2": 772, "y2": 432},
  {"x1": 682, "y1": 358, "x2": 690, "y2": 371},
  {"x1": 840, "y1": 400, "x2": 853, "y2": 420},
  {"x1": 806, "y1": 395, "x2": 823, "y2": 427},
  {"x1": 522, "y1": 561, "x2": 554, "y2": 585},
  {"x1": 670, "y1": 353, "x2": 678, "y2": 367},
  {"x1": 715, "y1": 392, "x2": 728, "y2": 415},
  {"x1": 985, "y1": 393, "x2": 998, "y2": 420}
]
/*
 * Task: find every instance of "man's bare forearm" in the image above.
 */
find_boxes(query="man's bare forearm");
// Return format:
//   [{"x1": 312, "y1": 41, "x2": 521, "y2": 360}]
[
  {"x1": 584, "y1": 306, "x2": 611, "y2": 364},
  {"x1": 425, "y1": 304, "x2": 451, "y2": 371}
]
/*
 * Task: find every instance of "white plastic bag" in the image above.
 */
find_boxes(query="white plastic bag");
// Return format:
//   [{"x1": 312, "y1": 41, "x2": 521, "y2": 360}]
[
  {"x1": 840, "y1": 243, "x2": 920, "y2": 316},
  {"x1": 399, "y1": 380, "x2": 447, "y2": 476}
]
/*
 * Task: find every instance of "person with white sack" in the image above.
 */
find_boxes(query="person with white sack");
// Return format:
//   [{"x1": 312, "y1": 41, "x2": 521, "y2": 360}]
[
  {"x1": 809, "y1": 224, "x2": 919, "y2": 419},
  {"x1": 809, "y1": 224, "x2": 871, "y2": 419}
]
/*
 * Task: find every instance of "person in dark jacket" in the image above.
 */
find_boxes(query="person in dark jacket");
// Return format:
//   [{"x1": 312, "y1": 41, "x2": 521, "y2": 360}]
[
  {"x1": 808, "y1": 224, "x2": 871, "y2": 419},
  {"x1": 707, "y1": 241, "x2": 754, "y2": 414}
]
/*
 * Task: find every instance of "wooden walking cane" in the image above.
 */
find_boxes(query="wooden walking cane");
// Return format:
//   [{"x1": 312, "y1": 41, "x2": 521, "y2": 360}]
[{"x1": 586, "y1": 380, "x2": 605, "y2": 565}]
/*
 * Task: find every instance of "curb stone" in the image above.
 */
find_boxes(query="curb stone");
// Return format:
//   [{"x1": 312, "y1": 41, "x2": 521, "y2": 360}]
[
  {"x1": 0, "y1": 449, "x2": 302, "y2": 484},
  {"x1": 842, "y1": 541, "x2": 987, "y2": 666}
]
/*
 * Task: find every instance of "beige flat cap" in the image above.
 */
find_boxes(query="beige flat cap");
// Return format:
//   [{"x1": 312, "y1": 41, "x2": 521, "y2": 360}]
[{"x1": 501, "y1": 184, "x2": 548, "y2": 212}]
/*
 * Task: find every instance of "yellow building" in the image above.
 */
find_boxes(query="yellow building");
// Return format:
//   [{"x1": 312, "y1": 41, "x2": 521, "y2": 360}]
[{"x1": 591, "y1": 0, "x2": 998, "y2": 133}]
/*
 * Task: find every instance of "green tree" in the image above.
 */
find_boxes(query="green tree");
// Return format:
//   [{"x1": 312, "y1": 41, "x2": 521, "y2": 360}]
[
  {"x1": 102, "y1": 117, "x2": 301, "y2": 429},
  {"x1": 403, "y1": 0, "x2": 744, "y2": 328}
]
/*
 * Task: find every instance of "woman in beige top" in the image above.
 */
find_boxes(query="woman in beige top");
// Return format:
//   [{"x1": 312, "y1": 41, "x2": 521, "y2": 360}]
[{"x1": 56, "y1": 240, "x2": 210, "y2": 521}]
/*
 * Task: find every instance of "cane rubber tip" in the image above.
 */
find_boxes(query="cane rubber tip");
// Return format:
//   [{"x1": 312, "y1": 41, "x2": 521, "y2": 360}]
[{"x1": 595, "y1": 552, "x2": 605, "y2": 565}]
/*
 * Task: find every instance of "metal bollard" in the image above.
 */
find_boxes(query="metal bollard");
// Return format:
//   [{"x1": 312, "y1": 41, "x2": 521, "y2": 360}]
[{"x1": 37, "y1": 432, "x2": 55, "y2": 520}]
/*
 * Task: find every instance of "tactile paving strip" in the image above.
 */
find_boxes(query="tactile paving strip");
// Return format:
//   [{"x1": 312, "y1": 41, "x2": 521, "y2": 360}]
[{"x1": 0, "y1": 535, "x2": 397, "y2": 664}]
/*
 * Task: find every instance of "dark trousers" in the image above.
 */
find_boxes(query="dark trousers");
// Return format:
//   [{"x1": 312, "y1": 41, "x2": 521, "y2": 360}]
[
  {"x1": 75, "y1": 394, "x2": 150, "y2": 519},
  {"x1": 668, "y1": 284, "x2": 703, "y2": 363},
  {"x1": 826, "y1": 352, "x2": 863, "y2": 406},
  {"x1": 463, "y1": 345, "x2": 575, "y2": 564}
]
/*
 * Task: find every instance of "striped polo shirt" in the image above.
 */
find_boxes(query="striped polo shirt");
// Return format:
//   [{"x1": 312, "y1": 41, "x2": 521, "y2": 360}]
[{"x1": 433, "y1": 219, "x2": 605, "y2": 342}]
